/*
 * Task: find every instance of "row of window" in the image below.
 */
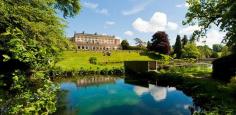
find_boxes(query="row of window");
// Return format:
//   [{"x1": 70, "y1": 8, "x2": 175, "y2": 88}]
[
  {"x1": 76, "y1": 38, "x2": 116, "y2": 44},
  {"x1": 78, "y1": 46, "x2": 118, "y2": 50}
]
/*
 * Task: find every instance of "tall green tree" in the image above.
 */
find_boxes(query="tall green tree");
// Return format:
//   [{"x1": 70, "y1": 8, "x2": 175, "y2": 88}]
[
  {"x1": 182, "y1": 35, "x2": 188, "y2": 47},
  {"x1": 0, "y1": 0, "x2": 81, "y2": 114},
  {"x1": 173, "y1": 35, "x2": 182, "y2": 58},
  {"x1": 184, "y1": 0, "x2": 236, "y2": 52},
  {"x1": 121, "y1": 40, "x2": 130, "y2": 50},
  {"x1": 147, "y1": 41, "x2": 152, "y2": 50}
]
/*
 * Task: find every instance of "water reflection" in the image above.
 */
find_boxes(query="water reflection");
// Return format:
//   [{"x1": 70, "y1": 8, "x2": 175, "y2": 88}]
[
  {"x1": 76, "y1": 77, "x2": 117, "y2": 87},
  {"x1": 134, "y1": 85, "x2": 174, "y2": 101},
  {"x1": 55, "y1": 76, "x2": 196, "y2": 115}
]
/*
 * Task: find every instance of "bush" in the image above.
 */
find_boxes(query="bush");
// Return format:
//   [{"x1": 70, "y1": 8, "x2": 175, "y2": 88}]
[
  {"x1": 211, "y1": 52, "x2": 220, "y2": 58},
  {"x1": 212, "y1": 54, "x2": 236, "y2": 81},
  {"x1": 182, "y1": 43, "x2": 200, "y2": 59},
  {"x1": 228, "y1": 77, "x2": 236, "y2": 96},
  {"x1": 89, "y1": 57, "x2": 97, "y2": 64}
]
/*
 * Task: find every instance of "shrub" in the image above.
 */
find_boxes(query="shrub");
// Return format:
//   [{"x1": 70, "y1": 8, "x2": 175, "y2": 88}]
[
  {"x1": 228, "y1": 77, "x2": 236, "y2": 96},
  {"x1": 182, "y1": 43, "x2": 200, "y2": 59},
  {"x1": 89, "y1": 57, "x2": 97, "y2": 64},
  {"x1": 211, "y1": 52, "x2": 220, "y2": 58}
]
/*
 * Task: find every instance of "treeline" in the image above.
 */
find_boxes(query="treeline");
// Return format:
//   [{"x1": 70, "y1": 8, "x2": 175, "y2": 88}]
[
  {"x1": 121, "y1": 31, "x2": 231, "y2": 59},
  {"x1": 172, "y1": 35, "x2": 231, "y2": 59}
]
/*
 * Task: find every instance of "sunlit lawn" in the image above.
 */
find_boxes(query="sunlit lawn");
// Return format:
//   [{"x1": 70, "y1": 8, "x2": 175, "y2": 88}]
[{"x1": 56, "y1": 50, "x2": 154, "y2": 70}]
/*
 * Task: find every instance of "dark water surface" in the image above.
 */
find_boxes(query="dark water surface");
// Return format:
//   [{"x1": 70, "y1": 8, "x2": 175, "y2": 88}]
[{"x1": 55, "y1": 77, "x2": 196, "y2": 115}]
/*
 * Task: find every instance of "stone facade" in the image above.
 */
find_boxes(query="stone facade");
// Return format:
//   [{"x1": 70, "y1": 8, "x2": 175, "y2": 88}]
[{"x1": 73, "y1": 32, "x2": 121, "y2": 50}]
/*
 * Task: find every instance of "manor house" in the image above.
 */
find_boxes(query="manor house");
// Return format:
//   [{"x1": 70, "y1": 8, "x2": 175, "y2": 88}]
[{"x1": 72, "y1": 32, "x2": 121, "y2": 50}]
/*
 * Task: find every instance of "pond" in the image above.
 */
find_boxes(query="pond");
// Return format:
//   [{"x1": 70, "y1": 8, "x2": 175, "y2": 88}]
[{"x1": 54, "y1": 76, "x2": 199, "y2": 115}]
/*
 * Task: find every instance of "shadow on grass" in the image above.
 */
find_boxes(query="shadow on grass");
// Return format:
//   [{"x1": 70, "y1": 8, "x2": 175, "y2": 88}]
[{"x1": 139, "y1": 51, "x2": 163, "y2": 60}]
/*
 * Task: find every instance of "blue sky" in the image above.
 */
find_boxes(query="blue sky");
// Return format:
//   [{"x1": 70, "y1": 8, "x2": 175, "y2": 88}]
[{"x1": 63, "y1": 0, "x2": 225, "y2": 47}]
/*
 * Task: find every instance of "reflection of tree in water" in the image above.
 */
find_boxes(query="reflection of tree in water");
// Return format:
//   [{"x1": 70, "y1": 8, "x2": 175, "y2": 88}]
[{"x1": 53, "y1": 90, "x2": 79, "y2": 115}]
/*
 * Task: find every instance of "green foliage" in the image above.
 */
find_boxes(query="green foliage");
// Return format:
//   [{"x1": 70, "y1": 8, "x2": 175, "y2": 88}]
[
  {"x1": 134, "y1": 38, "x2": 146, "y2": 48},
  {"x1": 121, "y1": 40, "x2": 130, "y2": 50},
  {"x1": 89, "y1": 57, "x2": 97, "y2": 65},
  {"x1": 182, "y1": 43, "x2": 201, "y2": 59},
  {"x1": 128, "y1": 46, "x2": 147, "y2": 50},
  {"x1": 159, "y1": 54, "x2": 172, "y2": 64},
  {"x1": 182, "y1": 35, "x2": 188, "y2": 47},
  {"x1": 184, "y1": 0, "x2": 236, "y2": 53},
  {"x1": 211, "y1": 52, "x2": 220, "y2": 58},
  {"x1": 221, "y1": 46, "x2": 231, "y2": 57},
  {"x1": 228, "y1": 77, "x2": 236, "y2": 96},
  {"x1": 0, "y1": 0, "x2": 81, "y2": 114},
  {"x1": 173, "y1": 35, "x2": 182, "y2": 58},
  {"x1": 147, "y1": 41, "x2": 152, "y2": 50},
  {"x1": 149, "y1": 65, "x2": 236, "y2": 114},
  {"x1": 198, "y1": 45, "x2": 213, "y2": 59},
  {"x1": 213, "y1": 44, "x2": 224, "y2": 52}
]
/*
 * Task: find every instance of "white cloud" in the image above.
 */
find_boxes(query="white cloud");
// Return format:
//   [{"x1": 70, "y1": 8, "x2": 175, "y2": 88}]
[
  {"x1": 179, "y1": 26, "x2": 226, "y2": 48},
  {"x1": 134, "y1": 86, "x2": 149, "y2": 96},
  {"x1": 132, "y1": 12, "x2": 178, "y2": 33},
  {"x1": 104, "y1": 21, "x2": 115, "y2": 28},
  {"x1": 134, "y1": 84, "x2": 167, "y2": 102},
  {"x1": 122, "y1": 0, "x2": 154, "y2": 16},
  {"x1": 149, "y1": 85, "x2": 167, "y2": 101},
  {"x1": 96, "y1": 8, "x2": 109, "y2": 15},
  {"x1": 83, "y1": 2, "x2": 98, "y2": 9},
  {"x1": 124, "y1": 31, "x2": 134, "y2": 36},
  {"x1": 82, "y1": 2, "x2": 98, "y2": 9},
  {"x1": 179, "y1": 25, "x2": 201, "y2": 35},
  {"x1": 167, "y1": 22, "x2": 178, "y2": 30},
  {"x1": 197, "y1": 29, "x2": 225, "y2": 48},
  {"x1": 176, "y1": 3, "x2": 189, "y2": 8},
  {"x1": 105, "y1": 21, "x2": 115, "y2": 25},
  {"x1": 82, "y1": 2, "x2": 108, "y2": 15}
]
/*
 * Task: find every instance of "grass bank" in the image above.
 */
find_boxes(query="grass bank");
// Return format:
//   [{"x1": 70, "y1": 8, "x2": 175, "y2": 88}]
[{"x1": 55, "y1": 50, "x2": 155, "y2": 71}]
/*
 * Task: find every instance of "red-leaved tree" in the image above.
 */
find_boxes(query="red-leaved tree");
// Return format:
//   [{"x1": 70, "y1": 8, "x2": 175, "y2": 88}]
[{"x1": 149, "y1": 31, "x2": 171, "y2": 55}]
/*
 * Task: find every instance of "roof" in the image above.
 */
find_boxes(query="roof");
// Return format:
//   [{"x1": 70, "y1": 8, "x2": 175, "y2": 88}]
[{"x1": 74, "y1": 32, "x2": 117, "y2": 39}]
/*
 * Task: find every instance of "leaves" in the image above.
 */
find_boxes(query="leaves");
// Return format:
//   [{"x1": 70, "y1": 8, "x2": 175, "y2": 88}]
[
  {"x1": 0, "y1": 0, "x2": 81, "y2": 114},
  {"x1": 184, "y1": 0, "x2": 236, "y2": 52}
]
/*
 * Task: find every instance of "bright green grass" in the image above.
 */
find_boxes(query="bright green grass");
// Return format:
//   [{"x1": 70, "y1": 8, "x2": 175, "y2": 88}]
[{"x1": 56, "y1": 50, "x2": 154, "y2": 71}]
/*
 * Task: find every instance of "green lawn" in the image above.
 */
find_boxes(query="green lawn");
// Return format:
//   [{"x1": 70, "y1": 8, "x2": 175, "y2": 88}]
[{"x1": 56, "y1": 50, "x2": 154, "y2": 71}]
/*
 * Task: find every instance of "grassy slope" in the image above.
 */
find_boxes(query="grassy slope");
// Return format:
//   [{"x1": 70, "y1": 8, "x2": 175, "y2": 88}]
[{"x1": 56, "y1": 50, "x2": 154, "y2": 71}]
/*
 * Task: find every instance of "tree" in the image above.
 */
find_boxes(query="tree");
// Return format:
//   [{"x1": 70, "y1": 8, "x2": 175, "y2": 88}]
[
  {"x1": 134, "y1": 38, "x2": 143, "y2": 46},
  {"x1": 213, "y1": 44, "x2": 224, "y2": 52},
  {"x1": 182, "y1": 35, "x2": 188, "y2": 47},
  {"x1": 198, "y1": 45, "x2": 213, "y2": 58},
  {"x1": 0, "y1": 0, "x2": 81, "y2": 114},
  {"x1": 182, "y1": 43, "x2": 201, "y2": 59},
  {"x1": 121, "y1": 40, "x2": 130, "y2": 50},
  {"x1": 221, "y1": 46, "x2": 231, "y2": 57},
  {"x1": 184, "y1": 0, "x2": 236, "y2": 53},
  {"x1": 149, "y1": 31, "x2": 171, "y2": 55},
  {"x1": 147, "y1": 41, "x2": 152, "y2": 50},
  {"x1": 173, "y1": 35, "x2": 182, "y2": 58}
]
